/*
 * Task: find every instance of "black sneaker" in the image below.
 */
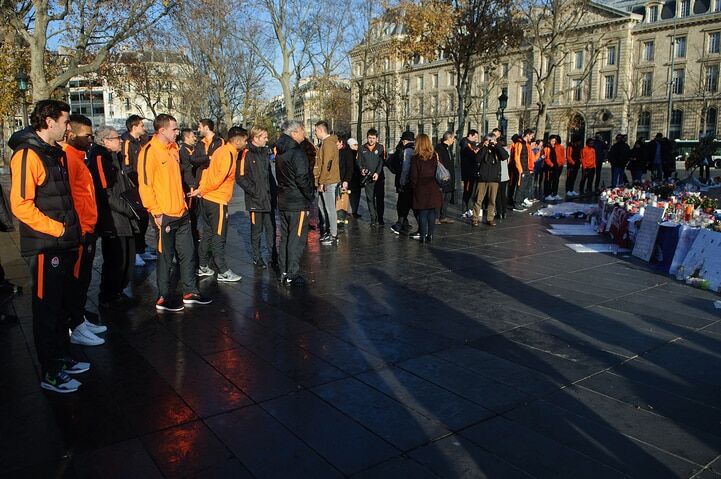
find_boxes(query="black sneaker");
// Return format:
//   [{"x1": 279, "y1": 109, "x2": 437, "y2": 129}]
[
  {"x1": 41, "y1": 370, "x2": 81, "y2": 393},
  {"x1": 320, "y1": 235, "x2": 337, "y2": 245},
  {"x1": 156, "y1": 296, "x2": 184, "y2": 312},
  {"x1": 253, "y1": 259, "x2": 267, "y2": 269},
  {"x1": 319, "y1": 232, "x2": 331, "y2": 242},
  {"x1": 182, "y1": 293, "x2": 212, "y2": 305},
  {"x1": 285, "y1": 275, "x2": 306, "y2": 286},
  {"x1": 390, "y1": 223, "x2": 401, "y2": 235},
  {"x1": 409, "y1": 232, "x2": 422, "y2": 240}
]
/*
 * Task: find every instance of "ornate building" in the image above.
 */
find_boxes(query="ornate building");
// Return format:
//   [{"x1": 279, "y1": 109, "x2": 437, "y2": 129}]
[{"x1": 350, "y1": 0, "x2": 721, "y2": 147}]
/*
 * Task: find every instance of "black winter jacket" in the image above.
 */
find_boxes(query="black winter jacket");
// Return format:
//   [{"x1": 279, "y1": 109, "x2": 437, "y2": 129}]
[
  {"x1": 460, "y1": 138, "x2": 479, "y2": 181},
  {"x1": 179, "y1": 143, "x2": 198, "y2": 191},
  {"x1": 476, "y1": 145, "x2": 502, "y2": 183},
  {"x1": 339, "y1": 146, "x2": 355, "y2": 184},
  {"x1": 608, "y1": 142, "x2": 631, "y2": 168},
  {"x1": 236, "y1": 143, "x2": 277, "y2": 212},
  {"x1": 435, "y1": 142, "x2": 455, "y2": 192},
  {"x1": 87, "y1": 144, "x2": 139, "y2": 237},
  {"x1": 275, "y1": 134, "x2": 315, "y2": 211},
  {"x1": 8, "y1": 127, "x2": 81, "y2": 255},
  {"x1": 357, "y1": 143, "x2": 386, "y2": 179}
]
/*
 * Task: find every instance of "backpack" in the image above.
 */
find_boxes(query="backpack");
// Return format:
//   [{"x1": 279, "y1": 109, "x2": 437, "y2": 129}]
[{"x1": 386, "y1": 146, "x2": 403, "y2": 175}]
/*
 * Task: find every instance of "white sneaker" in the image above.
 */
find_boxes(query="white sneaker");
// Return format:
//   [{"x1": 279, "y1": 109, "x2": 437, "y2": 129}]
[
  {"x1": 522, "y1": 199, "x2": 533, "y2": 207},
  {"x1": 70, "y1": 322, "x2": 105, "y2": 346},
  {"x1": 134, "y1": 254, "x2": 146, "y2": 267},
  {"x1": 140, "y1": 251, "x2": 157, "y2": 261},
  {"x1": 544, "y1": 195, "x2": 554, "y2": 201},
  {"x1": 196, "y1": 265, "x2": 215, "y2": 277},
  {"x1": 554, "y1": 195, "x2": 563, "y2": 201},
  {"x1": 82, "y1": 318, "x2": 107, "y2": 334},
  {"x1": 217, "y1": 269, "x2": 242, "y2": 282}
]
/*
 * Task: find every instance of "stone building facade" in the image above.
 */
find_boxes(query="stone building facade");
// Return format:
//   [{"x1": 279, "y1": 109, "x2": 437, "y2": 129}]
[{"x1": 350, "y1": 0, "x2": 721, "y2": 148}]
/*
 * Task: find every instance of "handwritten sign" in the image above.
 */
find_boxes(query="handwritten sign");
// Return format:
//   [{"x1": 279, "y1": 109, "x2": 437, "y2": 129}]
[{"x1": 632, "y1": 206, "x2": 665, "y2": 262}]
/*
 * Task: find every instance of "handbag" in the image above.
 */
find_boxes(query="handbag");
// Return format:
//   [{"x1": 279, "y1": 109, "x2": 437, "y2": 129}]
[{"x1": 435, "y1": 153, "x2": 451, "y2": 187}]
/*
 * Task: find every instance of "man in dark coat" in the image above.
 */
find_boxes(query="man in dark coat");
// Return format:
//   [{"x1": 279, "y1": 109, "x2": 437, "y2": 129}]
[
  {"x1": 472, "y1": 134, "x2": 502, "y2": 227},
  {"x1": 276, "y1": 120, "x2": 315, "y2": 286},
  {"x1": 435, "y1": 131, "x2": 456, "y2": 224},
  {"x1": 460, "y1": 129, "x2": 480, "y2": 216},
  {"x1": 607, "y1": 134, "x2": 630, "y2": 187},
  {"x1": 87, "y1": 126, "x2": 139, "y2": 311},
  {"x1": 390, "y1": 131, "x2": 416, "y2": 234},
  {"x1": 356, "y1": 128, "x2": 386, "y2": 226}
]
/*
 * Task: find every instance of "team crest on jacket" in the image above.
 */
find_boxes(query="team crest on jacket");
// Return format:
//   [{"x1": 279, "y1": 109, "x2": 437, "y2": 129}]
[
  {"x1": 51, "y1": 256, "x2": 60, "y2": 267},
  {"x1": 165, "y1": 225, "x2": 171, "y2": 233}
]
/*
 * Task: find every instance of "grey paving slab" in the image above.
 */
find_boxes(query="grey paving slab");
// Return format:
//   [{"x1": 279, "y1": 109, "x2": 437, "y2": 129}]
[
  {"x1": 460, "y1": 416, "x2": 630, "y2": 478},
  {"x1": 545, "y1": 385, "x2": 721, "y2": 465},
  {"x1": 72, "y1": 439, "x2": 163, "y2": 479},
  {"x1": 355, "y1": 366, "x2": 494, "y2": 430},
  {"x1": 506, "y1": 399, "x2": 704, "y2": 478},
  {"x1": 206, "y1": 405, "x2": 342, "y2": 479},
  {"x1": 313, "y1": 377, "x2": 450, "y2": 450},
  {"x1": 408, "y1": 435, "x2": 534, "y2": 479},
  {"x1": 350, "y1": 456, "x2": 439, "y2": 478},
  {"x1": 262, "y1": 390, "x2": 399, "y2": 475}
]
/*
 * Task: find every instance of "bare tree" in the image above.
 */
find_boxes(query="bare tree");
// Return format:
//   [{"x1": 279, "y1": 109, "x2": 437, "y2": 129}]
[{"x1": 2, "y1": 0, "x2": 175, "y2": 100}]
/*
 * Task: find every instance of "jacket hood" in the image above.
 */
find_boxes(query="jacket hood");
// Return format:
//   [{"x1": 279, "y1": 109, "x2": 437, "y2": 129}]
[
  {"x1": 248, "y1": 143, "x2": 269, "y2": 154},
  {"x1": 8, "y1": 127, "x2": 56, "y2": 154},
  {"x1": 276, "y1": 134, "x2": 298, "y2": 155}
]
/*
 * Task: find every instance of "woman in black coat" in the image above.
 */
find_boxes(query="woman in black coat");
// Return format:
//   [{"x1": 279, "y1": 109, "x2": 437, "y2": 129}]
[{"x1": 435, "y1": 131, "x2": 456, "y2": 223}]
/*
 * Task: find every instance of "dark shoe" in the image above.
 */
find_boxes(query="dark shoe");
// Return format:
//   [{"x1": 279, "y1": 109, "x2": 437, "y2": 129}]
[
  {"x1": 369, "y1": 222, "x2": 378, "y2": 227},
  {"x1": 319, "y1": 232, "x2": 331, "y2": 242},
  {"x1": 409, "y1": 232, "x2": 422, "y2": 241},
  {"x1": 378, "y1": 220, "x2": 385, "y2": 226},
  {"x1": 320, "y1": 235, "x2": 337, "y2": 245},
  {"x1": 390, "y1": 223, "x2": 401, "y2": 235},
  {"x1": 156, "y1": 296, "x2": 184, "y2": 312},
  {"x1": 440, "y1": 218, "x2": 454, "y2": 224},
  {"x1": 183, "y1": 293, "x2": 212, "y2": 305},
  {"x1": 434, "y1": 219, "x2": 442, "y2": 225},
  {"x1": 254, "y1": 259, "x2": 267, "y2": 269},
  {"x1": 471, "y1": 218, "x2": 480, "y2": 227},
  {"x1": 486, "y1": 220, "x2": 497, "y2": 227},
  {"x1": 41, "y1": 370, "x2": 81, "y2": 393},
  {"x1": 352, "y1": 213, "x2": 362, "y2": 219},
  {"x1": 425, "y1": 235, "x2": 433, "y2": 243},
  {"x1": 285, "y1": 275, "x2": 306, "y2": 286},
  {"x1": 59, "y1": 357, "x2": 91, "y2": 375}
]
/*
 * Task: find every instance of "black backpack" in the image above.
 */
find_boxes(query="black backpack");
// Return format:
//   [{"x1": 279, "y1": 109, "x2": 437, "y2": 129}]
[{"x1": 386, "y1": 144, "x2": 403, "y2": 175}]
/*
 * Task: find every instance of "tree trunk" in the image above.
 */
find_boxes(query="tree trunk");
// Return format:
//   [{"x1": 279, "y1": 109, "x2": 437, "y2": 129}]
[{"x1": 281, "y1": 72, "x2": 294, "y2": 119}]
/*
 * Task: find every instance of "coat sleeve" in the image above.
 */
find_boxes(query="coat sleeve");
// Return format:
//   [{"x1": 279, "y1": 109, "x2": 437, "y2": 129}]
[
  {"x1": 235, "y1": 150, "x2": 257, "y2": 198},
  {"x1": 137, "y1": 147, "x2": 163, "y2": 217},
  {"x1": 294, "y1": 151, "x2": 315, "y2": 203},
  {"x1": 9, "y1": 149, "x2": 64, "y2": 237},
  {"x1": 67, "y1": 156, "x2": 98, "y2": 235}
]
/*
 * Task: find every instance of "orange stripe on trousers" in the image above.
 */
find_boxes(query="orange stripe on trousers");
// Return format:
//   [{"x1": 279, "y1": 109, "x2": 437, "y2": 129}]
[
  {"x1": 37, "y1": 254, "x2": 44, "y2": 299},
  {"x1": 297, "y1": 211, "x2": 305, "y2": 237},
  {"x1": 73, "y1": 245, "x2": 84, "y2": 279}
]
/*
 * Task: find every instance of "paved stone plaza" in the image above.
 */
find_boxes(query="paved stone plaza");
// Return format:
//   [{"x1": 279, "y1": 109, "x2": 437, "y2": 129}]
[{"x1": 1, "y1": 173, "x2": 720, "y2": 478}]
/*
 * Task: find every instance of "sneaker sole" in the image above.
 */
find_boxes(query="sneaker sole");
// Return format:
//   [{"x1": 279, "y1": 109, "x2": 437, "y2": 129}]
[
  {"x1": 156, "y1": 304, "x2": 184, "y2": 312},
  {"x1": 64, "y1": 366, "x2": 91, "y2": 375},
  {"x1": 217, "y1": 277, "x2": 242, "y2": 282},
  {"x1": 196, "y1": 272, "x2": 215, "y2": 277},
  {"x1": 183, "y1": 299, "x2": 213, "y2": 305},
  {"x1": 41, "y1": 382, "x2": 80, "y2": 393}
]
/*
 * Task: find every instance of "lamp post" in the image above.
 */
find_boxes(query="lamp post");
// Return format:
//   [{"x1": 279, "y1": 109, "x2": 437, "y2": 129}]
[
  {"x1": 496, "y1": 91, "x2": 508, "y2": 134},
  {"x1": 15, "y1": 70, "x2": 29, "y2": 128}
]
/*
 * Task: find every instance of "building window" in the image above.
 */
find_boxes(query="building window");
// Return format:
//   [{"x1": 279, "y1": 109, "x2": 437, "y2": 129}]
[
  {"x1": 706, "y1": 107, "x2": 718, "y2": 136},
  {"x1": 637, "y1": 111, "x2": 651, "y2": 140},
  {"x1": 707, "y1": 64, "x2": 720, "y2": 92},
  {"x1": 604, "y1": 75, "x2": 615, "y2": 99},
  {"x1": 649, "y1": 5, "x2": 659, "y2": 22},
  {"x1": 716, "y1": 0, "x2": 721, "y2": 12},
  {"x1": 418, "y1": 123, "x2": 424, "y2": 134},
  {"x1": 607, "y1": 46, "x2": 617, "y2": 66},
  {"x1": 641, "y1": 72, "x2": 653, "y2": 96},
  {"x1": 167, "y1": 96, "x2": 173, "y2": 110},
  {"x1": 679, "y1": 0, "x2": 691, "y2": 16},
  {"x1": 502, "y1": 63, "x2": 509, "y2": 78},
  {"x1": 643, "y1": 41, "x2": 655, "y2": 61},
  {"x1": 709, "y1": 32, "x2": 721, "y2": 54},
  {"x1": 447, "y1": 71, "x2": 456, "y2": 87},
  {"x1": 670, "y1": 109, "x2": 683, "y2": 139},
  {"x1": 522, "y1": 60, "x2": 531, "y2": 78},
  {"x1": 675, "y1": 37, "x2": 687, "y2": 58},
  {"x1": 520, "y1": 84, "x2": 531, "y2": 106},
  {"x1": 574, "y1": 51, "x2": 584, "y2": 70},
  {"x1": 416, "y1": 76, "x2": 424, "y2": 91},
  {"x1": 431, "y1": 74, "x2": 438, "y2": 89},
  {"x1": 431, "y1": 94, "x2": 439, "y2": 114},
  {"x1": 672, "y1": 68, "x2": 685, "y2": 94},
  {"x1": 572, "y1": 79, "x2": 583, "y2": 101}
]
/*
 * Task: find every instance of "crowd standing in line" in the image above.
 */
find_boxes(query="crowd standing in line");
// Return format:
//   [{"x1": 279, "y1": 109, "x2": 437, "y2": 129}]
[{"x1": 6, "y1": 99, "x2": 681, "y2": 393}]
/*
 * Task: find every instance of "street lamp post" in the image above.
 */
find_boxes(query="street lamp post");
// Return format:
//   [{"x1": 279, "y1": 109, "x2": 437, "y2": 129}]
[
  {"x1": 15, "y1": 70, "x2": 29, "y2": 128},
  {"x1": 496, "y1": 91, "x2": 508, "y2": 134}
]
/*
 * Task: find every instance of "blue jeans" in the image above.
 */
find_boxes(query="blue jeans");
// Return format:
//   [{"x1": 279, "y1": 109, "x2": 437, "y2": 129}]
[{"x1": 417, "y1": 209, "x2": 436, "y2": 238}]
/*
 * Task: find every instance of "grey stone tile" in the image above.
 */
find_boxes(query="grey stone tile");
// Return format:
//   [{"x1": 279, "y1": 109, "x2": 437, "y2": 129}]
[
  {"x1": 351, "y1": 457, "x2": 439, "y2": 479},
  {"x1": 73, "y1": 439, "x2": 163, "y2": 479}
]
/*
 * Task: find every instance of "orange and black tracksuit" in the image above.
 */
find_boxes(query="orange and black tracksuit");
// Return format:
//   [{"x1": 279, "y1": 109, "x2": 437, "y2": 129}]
[
  {"x1": 579, "y1": 146, "x2": 597, "y2": 195},
  {"x1": 190, "y1": 133, "x2": 225, "y2": 177},
  {"x1": 236, "y1": 143, "x2": 278, "y2": 265},
  {"x1": 197, "y1": 142, "x2": 237, "y2": 273},
  {"x1": 63, "y1": 143, "x2": 99, "y2": 325},
  {"x1": 138, "y1": 136, "x2": 198, "y2": 299},
  {"x1": 511, "y1": 140, "x2": 538, "y2": 206},
  {"x1": 566, "y1": 143, "x2": 582, "y2": 193},
  {"x1": 8, "y1": 127, "x2": 81, "y2": 377},
  {"x1": 179, "y1": 142, "x2": 200, "y2": 261},
  {"x1": 542, "y1": 144, "x2": 565, "y2": 197},
  {"x1": 121, "y1": 132, "x2": 150, "y2": 255}
]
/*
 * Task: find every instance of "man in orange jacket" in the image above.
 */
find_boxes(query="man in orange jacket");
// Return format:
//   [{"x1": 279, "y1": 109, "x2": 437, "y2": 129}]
[
  {"x1": 579, "y1": 138, "x2": 597, "y2": 196},
  {"x1": 511, "y1": 129, "x2": 539, "y2": 211},
  {"x1": 191, "y1": 127, "x2": 247, "y2": 282},
  {"x1": 9, "y1": 100, "x2": 86, "y2": 393},
  {"x1": 138, "y1": 114, "x2": 211, "y2": 312},
  {"x1": 62, "y1": 114, "x2": 108, "y2": 347}
]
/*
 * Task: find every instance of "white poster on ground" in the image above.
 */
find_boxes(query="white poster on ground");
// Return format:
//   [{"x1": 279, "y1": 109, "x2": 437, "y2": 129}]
[
  {"x1": 632, "y1": 206, "x2": 665, "y2": 262},
  {"x1": 679, "y1": 229, "x2": 721, "y2": 293}
]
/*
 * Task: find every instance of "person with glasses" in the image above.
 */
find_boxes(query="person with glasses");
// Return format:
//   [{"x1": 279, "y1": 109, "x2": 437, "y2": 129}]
[
  {"x1": 138, "y1": 114, "x2": 211, "y2": 311},
  {"x1": 61, "y1": 114, "x2": 107, "y2": 346},
  {"x1": 87, "y1": 126, "x2": 139, "y2": 313},
  {"x1": 120, "y1": 115, "x2": 156, "y2": 266}
]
